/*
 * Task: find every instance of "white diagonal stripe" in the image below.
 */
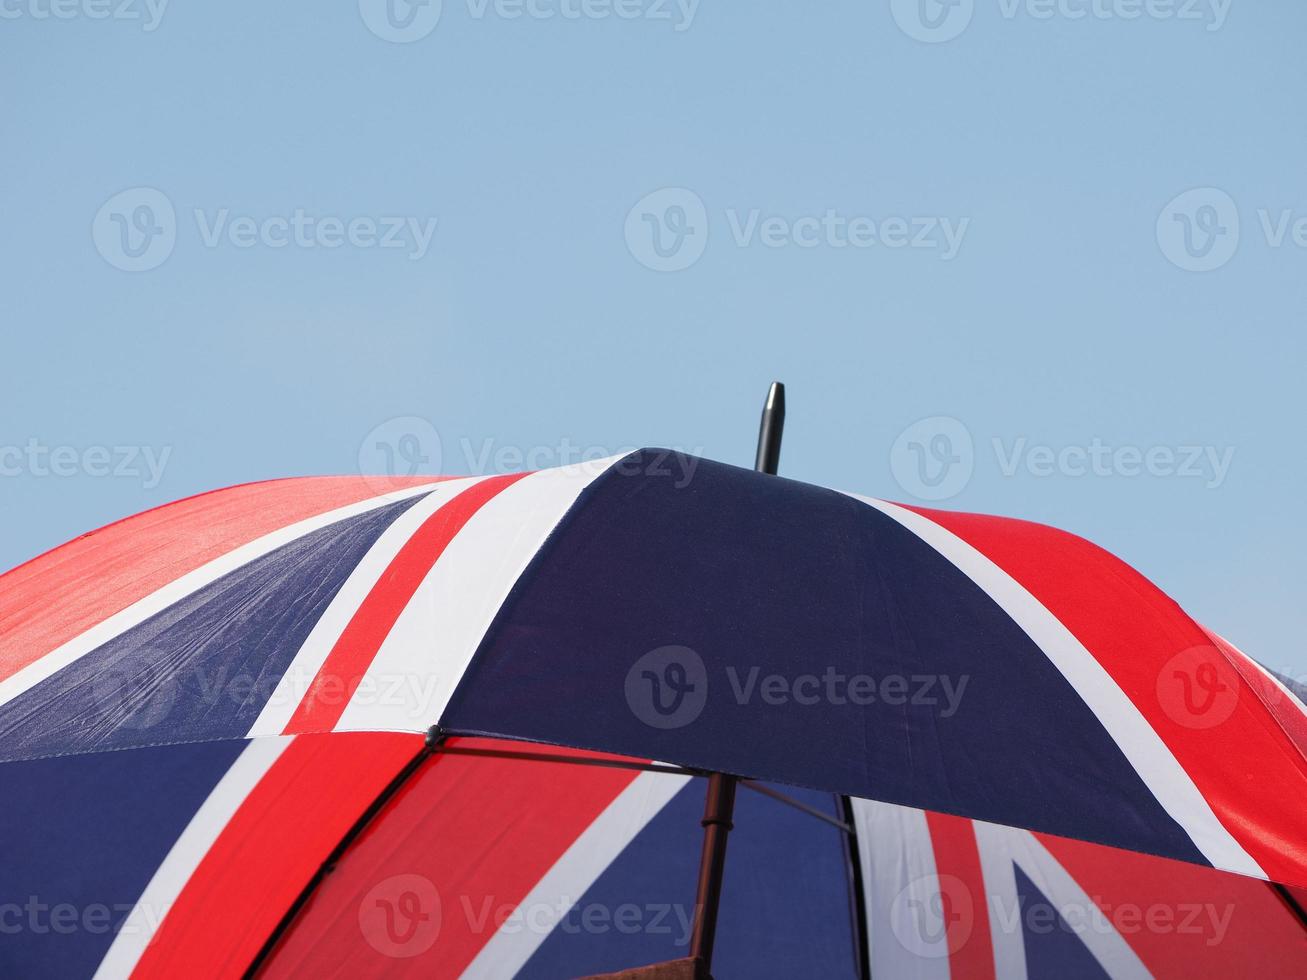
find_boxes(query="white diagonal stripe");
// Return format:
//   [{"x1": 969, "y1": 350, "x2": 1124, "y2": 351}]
[
  {"x1": 459, "y1": 771, "x2": 692, "y2": 979},
  {"x1": 0, "y1": 482, "x2": 442, "y2": 713},
  {"x1": 245, "y1": 476, "x2": 497, "y2": 738},
  {"x1": 93, "y1": 737, "x2": 292, "y2": 979},
  {"x1": 973, "y1": 820, "x2": 1151, "y2": 979},
  {"x1": 843, "y1": 492, "x2": 1263, "y2": 880},
  {"x1": 336, "y1": 457, "x2": 620, "y2": 734}
]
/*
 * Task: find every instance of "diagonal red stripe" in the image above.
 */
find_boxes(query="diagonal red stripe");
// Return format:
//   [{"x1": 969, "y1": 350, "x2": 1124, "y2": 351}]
[
  {"x1": 924, "y1": 810, "x2": 996, "y2": 980},
  {"x1": 283, "y1": 473, "x2": 531, "y2": 735},
  {"x1": 129, "y1": 733, "x2": 423, "y2": 980}
]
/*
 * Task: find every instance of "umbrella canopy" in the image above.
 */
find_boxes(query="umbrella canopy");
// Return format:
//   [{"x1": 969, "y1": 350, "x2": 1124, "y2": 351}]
[
  {"x1": 3, "y1": 731, "x2": 1304, "y2": 978},
  {"x1": 2, "y1": 450, "x2": 1306, "y2": 891},
  {"x1": 1, "y1": 448, "x2": 1305, "y2": 897}
]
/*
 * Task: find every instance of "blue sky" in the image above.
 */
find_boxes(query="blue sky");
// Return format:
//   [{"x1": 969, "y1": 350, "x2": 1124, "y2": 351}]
[{"x1": 2, "y1": 0, "x2": 1304, "y2": 675}]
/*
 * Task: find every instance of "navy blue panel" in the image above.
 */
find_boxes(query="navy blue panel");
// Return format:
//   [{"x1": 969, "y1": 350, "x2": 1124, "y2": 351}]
[
  {"x1": 0, "y1": 495, "x2": 426, "y2": 761},
  {"x1": 519, "y1": 782, "x2": 858, "y2": 979},
  {"x1": 1014, "y1": 866, "x2": 1110, "y2": 980},
  {"x1": 444, "y1": 451, "x2": 1205, "y2": 867},
  {"x1": 0, "y1": 740, "x2": 246, "y2": 979}
]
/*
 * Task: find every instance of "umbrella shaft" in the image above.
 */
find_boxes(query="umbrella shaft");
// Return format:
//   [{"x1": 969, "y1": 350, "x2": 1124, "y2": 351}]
[{"x1": 689, "y1": 772, "x2": 737, "y2": 977}]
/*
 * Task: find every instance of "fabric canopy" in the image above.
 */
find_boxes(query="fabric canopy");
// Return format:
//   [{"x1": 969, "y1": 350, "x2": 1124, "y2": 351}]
[{"x1": 1, "y1": 450, "x2": 1305, "y2": 893}]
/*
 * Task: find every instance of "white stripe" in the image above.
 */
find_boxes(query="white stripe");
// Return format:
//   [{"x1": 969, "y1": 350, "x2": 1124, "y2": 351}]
[
  {"x1": 460, "y1": 771, "x2": 692, "y2": 979},
  {"x1": 973, "y1": 821, "x2": 1152, "y2": 979},
  {"x1": 245, "y1": 477, "x2": 499, "y2": 738},
  {"x1": 93, "y1": 738, "x2": 292, "y2": 979},
  {"x1": 971, "y1": 820, "x2": 1028, "y2": 979},
  {"x1": 843, "y1": 493, "x2": 1264, "y2": 880},
  {"x1": 850, "y1": 798, "x2": 953, "y2": 980},
  {"x1": 334, "y1": 457, "x2": 620, "y2": 734},
  {"x1": 0, "y1": 482, "x2": 442, "y2": 712}
]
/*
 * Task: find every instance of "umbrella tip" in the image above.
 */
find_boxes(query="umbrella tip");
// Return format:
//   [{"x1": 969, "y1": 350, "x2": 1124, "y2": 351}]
[
  {"x1": 765, "y1": 381, "x2": 785, "y2": 411},
  {"x1": 755, "y1": 382, "x2": 786, "y2": 475}
]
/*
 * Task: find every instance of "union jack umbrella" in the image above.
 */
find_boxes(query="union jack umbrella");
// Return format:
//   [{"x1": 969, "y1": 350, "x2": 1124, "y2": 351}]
[{"x1": 2, "y1": 384, "x2": 1305, "y2": 977}]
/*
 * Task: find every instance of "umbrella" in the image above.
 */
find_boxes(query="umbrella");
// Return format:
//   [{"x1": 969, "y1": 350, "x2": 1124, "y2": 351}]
[{"x1": 2, "y1": 384, "x2": 1305, "y2": 977}]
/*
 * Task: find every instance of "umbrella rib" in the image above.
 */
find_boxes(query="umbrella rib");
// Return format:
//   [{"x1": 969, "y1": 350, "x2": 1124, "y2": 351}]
[
  {"x1": 241, "y1": 736, "x2": 439, "y2": 978},
  {"x1": 737, "y1": 779, "x2": 853, "y2": 835},
  {"x1": 434, "y1": 743, "x2": 856, "y2": 834},
  {"x1": 1270, "y1": 881, "x2": 1307, "y2": 934},
  {"x1": 432, "y1": 744, "x2": 699, "y2": 777}
]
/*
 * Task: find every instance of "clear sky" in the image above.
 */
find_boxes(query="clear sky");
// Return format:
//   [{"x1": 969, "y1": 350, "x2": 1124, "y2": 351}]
[{"x1": 3, "y1": 1, "x2": 1304, "y2": 677}]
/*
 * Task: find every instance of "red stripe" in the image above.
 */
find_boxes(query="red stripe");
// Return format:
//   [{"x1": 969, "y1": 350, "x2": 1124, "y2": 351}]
[
  {"x1": 906, "y1": 504, "x2": 1307, "y2": 886},
  {"x1": 283, "y1": 474, "x2": 531, "y2": 735},
  {"x1": 258, "y1": 737, "x2": 641, "y2": 979},
  {"x1": 923, "y1": 810, "x2": 996, "y2": 980},
  {"x1": 1035, "y1": 829, "x2": 1307, "y2": 975},
  {"x1": 0, "y1": 476, "x2": 442, "y2": 685},
  {"x1": 130, "y1": 733, "x2": 423, "y2": 979}
]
